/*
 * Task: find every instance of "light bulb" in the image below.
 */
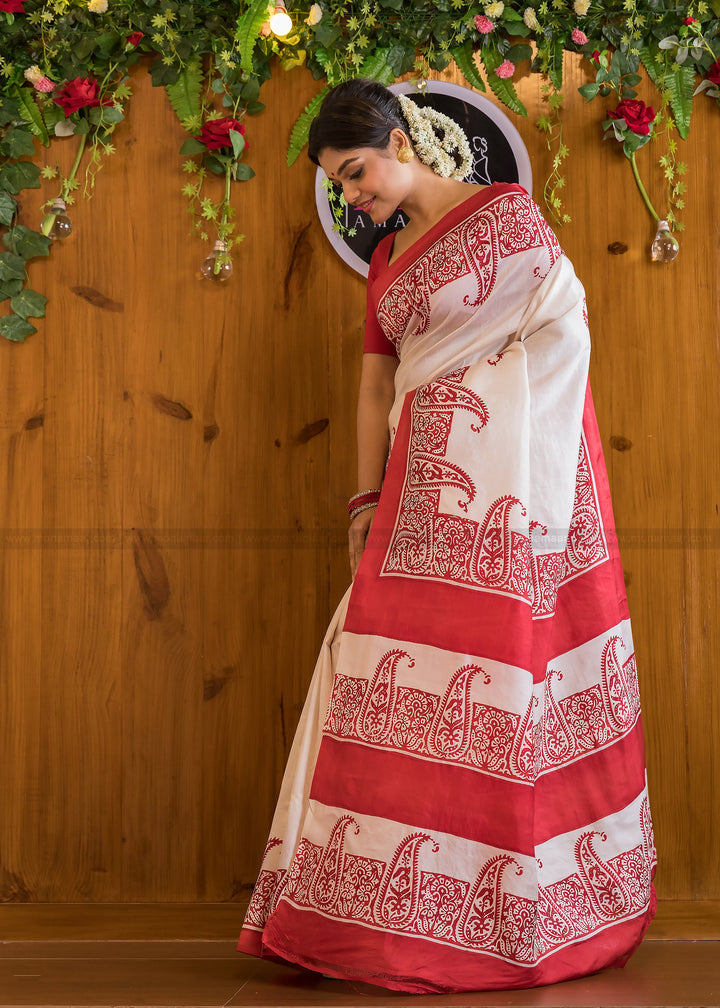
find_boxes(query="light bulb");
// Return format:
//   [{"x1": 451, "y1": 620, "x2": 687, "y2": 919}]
[
  {"x1": 269, "y1": 5, "x2": 292, "y2": 35},
  {"x1": 43, "y1": 197, "x2": 73, "y2": 240},
  {"x1": 200, "y1": 240, "x2": 233, "y2": 282},
  {"x1": 650, "y1": 219, "x2": 679, "y2": 263}
]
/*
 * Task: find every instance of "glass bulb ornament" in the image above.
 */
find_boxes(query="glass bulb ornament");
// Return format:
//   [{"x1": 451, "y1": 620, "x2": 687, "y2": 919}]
[
  {"x1": 45, "y1": 197, "x2": 73, "y2": 240},
  {"x1": 269, "y1": 3, "x2": 292, "y2": 35},
  {"x1": 200, "y1": 240, "x2": 233, "y2": 282},
  {"x1": 650, "y1": 219, "x2": 679, "y2": 263}
]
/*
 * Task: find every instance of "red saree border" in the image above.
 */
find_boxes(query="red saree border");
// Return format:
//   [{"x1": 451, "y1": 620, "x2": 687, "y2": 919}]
[{"x1": 369, "y1": 182, "x2": 526, "y2": 301}]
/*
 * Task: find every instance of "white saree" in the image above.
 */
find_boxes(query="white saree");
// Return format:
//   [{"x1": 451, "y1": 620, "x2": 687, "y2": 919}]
[{"x1": 238, "y1": 183, "x2": 656, "y2": 993}]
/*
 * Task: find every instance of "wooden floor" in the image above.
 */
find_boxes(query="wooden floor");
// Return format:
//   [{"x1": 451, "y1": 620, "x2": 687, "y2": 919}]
[{"x1": 0, "y1": 940, "x2": 718, "y2": 1007}]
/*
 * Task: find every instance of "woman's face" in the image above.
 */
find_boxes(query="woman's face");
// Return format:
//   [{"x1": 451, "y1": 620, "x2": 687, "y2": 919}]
[{"x1": 318, "y1": 139, "x2": 410, "y2": 224}]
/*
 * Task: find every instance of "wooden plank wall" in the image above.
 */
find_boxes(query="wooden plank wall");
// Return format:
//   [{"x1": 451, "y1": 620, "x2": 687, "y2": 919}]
[{"x1": 0, "y1": 54, "x2": 718, "y2": 934}]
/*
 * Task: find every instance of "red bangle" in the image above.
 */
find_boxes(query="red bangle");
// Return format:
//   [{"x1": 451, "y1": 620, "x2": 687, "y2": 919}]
[{"x1": 347, "y1": 489, "x2": 381, "y2": 517}]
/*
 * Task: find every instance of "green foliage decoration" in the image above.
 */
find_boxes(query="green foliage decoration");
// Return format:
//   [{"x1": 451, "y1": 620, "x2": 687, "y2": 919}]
[{"x1": 1, "y1": 0, "x2": 720, "y2": 338}]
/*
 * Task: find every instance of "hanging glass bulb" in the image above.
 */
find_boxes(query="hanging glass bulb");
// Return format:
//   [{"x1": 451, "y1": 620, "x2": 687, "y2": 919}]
[
  {"x1": 650, "y1": 219, "x2": 679, "y2": 263},
  {"x1": 269, "y1": 2, "x2": 292, "y2": 36},
  {"x1": 43, "y1": 197, "x2": 73, "y2": 240},
  {"x1": 200, "y1": 240, "x2": 233, "y2": 282}
]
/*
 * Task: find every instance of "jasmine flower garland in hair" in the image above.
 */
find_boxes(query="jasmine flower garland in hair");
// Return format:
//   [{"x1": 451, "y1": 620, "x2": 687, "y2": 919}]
[{"x1": 398, "y1": 95, "x2": 472, "y2": 180}]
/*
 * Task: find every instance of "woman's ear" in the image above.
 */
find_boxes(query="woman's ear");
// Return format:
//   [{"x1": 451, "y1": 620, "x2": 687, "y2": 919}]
[{"x1": 388, "y1": 126, "x2": 411, "y2": 155}]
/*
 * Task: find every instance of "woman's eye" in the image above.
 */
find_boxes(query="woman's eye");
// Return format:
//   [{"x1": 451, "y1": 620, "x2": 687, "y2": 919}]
[{"x1": 350, "y1": 168, "x2": 363, "y2": 180}]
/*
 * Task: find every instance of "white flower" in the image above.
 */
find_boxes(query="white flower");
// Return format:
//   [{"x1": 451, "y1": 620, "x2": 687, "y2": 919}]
[
  {"x1": 523, "y1": 7, "x2": 540, "y2": 29},
  {"x1": 24, "y1": 65, "x2": 43, "y2": 84},
  {"x1": 54, "y1": 120, "x2": 76, "y2": 137},
  {"x1": 573, "y1": 0, "x2": 590, "y2": 14},
  {"x1": 305, "y1": 3, "x2": 322, "y2": 25},
  {"x1": 87, "y1": 0, "x2": 109, "y2": 12},
  {"x1": 484, "y1": 1, "x2": 505, "y2": 18},
  {"x1": 398, "y1": 95, "x2": 472, "y2": 181}
]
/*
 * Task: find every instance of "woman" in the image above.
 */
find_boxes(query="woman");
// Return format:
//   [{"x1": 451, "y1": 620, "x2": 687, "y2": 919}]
[{"x1": 237, "y1": 78, "x2": 656, "y2": 994}]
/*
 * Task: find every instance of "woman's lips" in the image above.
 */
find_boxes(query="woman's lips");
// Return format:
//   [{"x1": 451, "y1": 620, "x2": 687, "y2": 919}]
[{"x1": 355, "y1": 197, "x2": 375, "y2": 213}]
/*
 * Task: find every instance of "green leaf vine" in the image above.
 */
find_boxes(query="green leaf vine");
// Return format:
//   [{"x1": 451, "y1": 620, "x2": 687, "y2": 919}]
[{"x1": 1, "y1": 0, "x2": 720, "y2": 337}]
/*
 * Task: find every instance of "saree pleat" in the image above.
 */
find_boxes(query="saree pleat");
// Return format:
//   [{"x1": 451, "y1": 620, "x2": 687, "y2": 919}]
[{"x1": 237, "y1": 183, "x2": 656, "y2": 993}]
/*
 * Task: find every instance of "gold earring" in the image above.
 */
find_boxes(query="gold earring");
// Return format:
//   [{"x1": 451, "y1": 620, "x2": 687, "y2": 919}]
[{"x1": 397, "y1": 145, "x2": 414, "y2": 164}]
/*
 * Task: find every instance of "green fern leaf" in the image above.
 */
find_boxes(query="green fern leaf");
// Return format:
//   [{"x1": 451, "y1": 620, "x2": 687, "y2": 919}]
[
  {"x1": 480, "y1": 48, "x2": 528, "y2": 117},
  {"x1": 235, "y1": 0, "x2": 271, "y2": 74},
  {"x1": 663, "y1": 64, "x2": 695, "y2": 139},
  {"x1": 165, "y1": 60, "x2": 203, "y2": 129},
  {"x1": 12, "y1": 87, "x2": 49, "y2": 146},
  {"x1": 358, "y1": 48, "x2": 395, "y2": 85},
  {"x1": 451, "y1": 42, "x2": 486, "y2": 92},
  {"x1": 287, "y1": 87, "x2": 329, "y2": 166},
  {"x1": 638, "y1": 45, "x2": 663, "y2": 88}
]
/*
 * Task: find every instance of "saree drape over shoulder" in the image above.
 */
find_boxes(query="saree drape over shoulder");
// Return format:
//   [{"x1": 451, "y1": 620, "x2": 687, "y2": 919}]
[{"x1": 237, "y1": 183, "x2": 656, "y2": 994}]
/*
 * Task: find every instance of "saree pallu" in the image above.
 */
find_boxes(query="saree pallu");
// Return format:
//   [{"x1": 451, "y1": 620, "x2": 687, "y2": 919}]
[{"x1": 238, "y1": 184, "x2": 656, "y2": 993}]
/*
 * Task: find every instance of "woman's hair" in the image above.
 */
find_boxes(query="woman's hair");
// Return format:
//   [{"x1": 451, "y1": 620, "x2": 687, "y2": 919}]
[{"x1": 307, "y1": 78, "x2": 407, "y2": 165}]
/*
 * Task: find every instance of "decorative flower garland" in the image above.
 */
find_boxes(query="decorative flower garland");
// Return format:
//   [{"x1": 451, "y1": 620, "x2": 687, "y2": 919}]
[
  {"x1": 1, "y1": 1, "x2": 719, "y2": 341},
  {"x1": 397, "y1": 94, "x2": 473, "y2": 180}
]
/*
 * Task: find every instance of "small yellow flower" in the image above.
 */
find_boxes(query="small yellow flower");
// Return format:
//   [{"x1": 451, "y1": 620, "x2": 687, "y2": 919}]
[
  {"x1": 484, "y1": 1, "x2": 505, "y2": 17},
  {"x1": 305, "y1": 3, "x2": 323, "y2": 25},
  {"x1": 573, "y1": 0, "x2": 590, "y2": 13},
  {"x1": 87, "y1": 0, "x2": 109, "y2": 11}
]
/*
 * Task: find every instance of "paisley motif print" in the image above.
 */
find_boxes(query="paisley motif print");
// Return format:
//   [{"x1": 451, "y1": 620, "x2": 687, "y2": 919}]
[
  {"x1": 382, "y1": 363, "x2": 608, "y2": 618},
  {"x1": 376, "y1": 192, "x2": 560, "y2": 351},
  {"x1": 246, "y1": 811, "x2": 653, "y2": 967},
  {"x1": 324, "y1": 631, "x2": 642, "y2": 782}
]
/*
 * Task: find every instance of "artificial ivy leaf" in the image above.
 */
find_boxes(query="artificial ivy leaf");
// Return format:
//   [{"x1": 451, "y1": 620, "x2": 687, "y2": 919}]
[
  {"x1": 313, "y1": 23, "x2": 341, "y2": 48},
  {"x1": 507, "y1": 44, "x2": 533, "y2": 65},
  {"x1": 73, "y1": 118, "x2": 91, "y2": 135},
  {"x1": 10, "y1": 288, "x2": 47, "y2": 320},
  {"x1": 0, "y1": 126, "x2": 36, "y2": 159},
  {"x1": 149, "y1": 60, "x2": 180, "y2": 87},
  {"x1": 0, "y1": 160, "x2": 41, "y2": 194},
  {"x1": 0, "y1": 276, "x2": 23, "y2": 299},
  {"x1": 0, "y1": 313, "x2": 37, "y2": 342},
  {"x1": 3, "y1": 225, "x2": 51, "y2": 259},
  {"x1": 0, "y1": 190, "x2": 17, "y2": 226}
]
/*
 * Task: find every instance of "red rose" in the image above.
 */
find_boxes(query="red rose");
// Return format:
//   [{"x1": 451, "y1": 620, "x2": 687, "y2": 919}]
[
  {"x1": 53, "y1": 77, "x2": 111, "y2": 117},
  {"x1": 197, "y1": 117, "x2": 248, "y2": 152},
  {"x1": 0, "y1": 0, "x2": 26, "y2": 10},
  {"x1": 126, "y1": 31, "x2": 144, "y2": 47},
  {"x1": 591, "y1": 49, "x2": 601, "y2": 65},
  {"x1": 683, "y1": 15, "x2": 697, "y2": 23},
  {"x1": 608, "y1": 98, "x2": 656, "y2": 136},
  {"x1": 708, "y1": 60, "x2": 720, "y2": 86}
]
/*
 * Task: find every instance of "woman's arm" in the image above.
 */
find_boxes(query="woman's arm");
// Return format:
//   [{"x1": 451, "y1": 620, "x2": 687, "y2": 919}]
[{"x1": 349, "y1": 352, "x2": 398, "y2": 579}]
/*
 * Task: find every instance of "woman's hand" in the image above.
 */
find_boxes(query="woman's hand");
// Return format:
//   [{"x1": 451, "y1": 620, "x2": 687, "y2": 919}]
[{"x1": 349, "y1": 504, "x2": 378, "y2": 580}]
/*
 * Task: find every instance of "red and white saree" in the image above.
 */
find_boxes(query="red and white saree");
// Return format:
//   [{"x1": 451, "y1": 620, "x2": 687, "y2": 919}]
[{"x1": 238, "y1": 182, "x2": 656, "y2": 993}]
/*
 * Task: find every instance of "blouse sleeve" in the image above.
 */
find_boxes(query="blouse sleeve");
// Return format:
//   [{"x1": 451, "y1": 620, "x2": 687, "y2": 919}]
[{"x1": 363, "y1": 245, "x2": 398, "y2": 358}]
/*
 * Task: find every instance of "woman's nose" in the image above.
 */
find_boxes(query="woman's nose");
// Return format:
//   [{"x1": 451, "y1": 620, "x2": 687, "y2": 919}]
[{"x1": 343, "y1": 181, "x2": 359, "y2": 205}]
